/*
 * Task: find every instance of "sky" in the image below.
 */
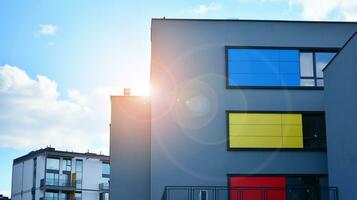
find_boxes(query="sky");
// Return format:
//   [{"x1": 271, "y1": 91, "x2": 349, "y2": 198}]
[{"x1": 1, "y1": 0, "x2": 357, "y2": 197}]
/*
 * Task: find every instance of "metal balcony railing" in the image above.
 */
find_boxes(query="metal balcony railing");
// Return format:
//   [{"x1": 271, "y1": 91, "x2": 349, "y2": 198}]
[
  {"x1": 40, "y1": 178, "x2": 74, "y2": 188},
  {"x1": 162, "y1": 186, "x2": 339, "y2": 200},
  {"x1": 99, "y1": 182, "x2": 110, "y2": 191}
]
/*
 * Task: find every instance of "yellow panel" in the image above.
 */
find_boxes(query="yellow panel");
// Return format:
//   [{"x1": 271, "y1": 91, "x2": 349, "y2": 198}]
[
  {"x1": 230, "y1": 125, "x2": 281, "y2": 137},
  {"x1": 281, "y1": 114, "x2": 302, "y2": 125},
  {"x1": 230, "y1": 136, "x2": 283, "y2": 148},
  {"x1": 282, "y1": 137, "x2": 303, "y2": 148},
  {"x1": 229, "y1": 113, "x2": 281, "y2": 125},
  {"x1": 282, "y1": 125, "x2": 303, "y2": 137}
]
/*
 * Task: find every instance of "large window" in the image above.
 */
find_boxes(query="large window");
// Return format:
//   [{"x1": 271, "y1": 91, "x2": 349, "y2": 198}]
[
  {"x1": 227, "y1": 48, "x2": 336, "y2": 88},
  {"x1": 227, "y1": 112, "x2": 326, "y2": 150},
  {"x1": 46, "y1": 158, "x2": 60, "y2": 170}
]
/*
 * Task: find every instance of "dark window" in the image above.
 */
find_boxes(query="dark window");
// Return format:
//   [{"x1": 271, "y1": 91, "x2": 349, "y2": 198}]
[
  {"x1": 46, "y1": 158, "x2": 60, "y2": 170},
  {"x1": 302, "y1": 113, "x2": 327, "y2": 149},
  {"x1": 199, "y1": 190, "x2": 208, "y2": 200}
]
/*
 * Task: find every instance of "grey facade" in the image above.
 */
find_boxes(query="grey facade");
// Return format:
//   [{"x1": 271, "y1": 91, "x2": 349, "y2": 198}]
[
  {"x1": 324, "y1": 32, "x2": 357, "y2": 200},
  {"x1": 110, "y1": 19, "x2": 357, "y2": 200}
]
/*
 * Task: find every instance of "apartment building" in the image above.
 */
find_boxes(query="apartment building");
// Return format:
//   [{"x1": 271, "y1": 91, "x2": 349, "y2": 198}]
[
  {"x1": 110, "y1": 19, "x2": 357, "y2": 200},
  {"x1": 11, "y1": 147, "x2": 110, "y2": 200}
]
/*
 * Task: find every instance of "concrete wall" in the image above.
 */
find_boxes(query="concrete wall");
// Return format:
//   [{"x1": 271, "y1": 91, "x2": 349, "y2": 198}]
[
  {"x1": 110, "y1": 96, "x2": 151, "y2": 200},
  {"x1": 150, "y1": 19, "x2": 357, "y2": 199},
  {"x1": 324, "y1": 32, "x2": 357, "y2": 200}
]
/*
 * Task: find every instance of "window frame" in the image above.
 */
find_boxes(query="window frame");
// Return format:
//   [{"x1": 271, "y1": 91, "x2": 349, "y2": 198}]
[
  {"x1": 225, "y1": 46, "x2": 338, "y2": 90},
  {"x1": 226, "y1": 110, "x2": 327, "y2": 151}
]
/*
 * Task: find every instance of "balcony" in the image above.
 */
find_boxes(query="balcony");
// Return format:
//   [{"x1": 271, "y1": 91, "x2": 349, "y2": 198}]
[
  {"x1": 99, "y1": 182, "x2": 110, "y2": 191},
  {"x1": 162, "y1": 186, "x2": 339, "y2": 200},
  {"x1": 40, "y1": 178, "x2": 75, "y2": 191}
]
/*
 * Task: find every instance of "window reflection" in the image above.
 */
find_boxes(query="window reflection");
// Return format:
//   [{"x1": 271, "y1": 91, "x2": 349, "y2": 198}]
[
  {"x1": 46, "y1": 158, "x2": 59, "y2": 170},
  {"x1": 300, "y1": 52, "x2": 314, "y2": 77},
  {"x1": 315, "y1": 52, "x2": 336, "y2": 78}
]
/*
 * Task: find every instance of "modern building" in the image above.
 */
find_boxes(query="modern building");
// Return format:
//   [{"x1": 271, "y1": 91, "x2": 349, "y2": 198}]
[
  {"x1": 11, "y1": 147, "x2": 110, "y2": 200},
  {"x1": 110, "y1": 19, "x2": 357, "y2": 200}
]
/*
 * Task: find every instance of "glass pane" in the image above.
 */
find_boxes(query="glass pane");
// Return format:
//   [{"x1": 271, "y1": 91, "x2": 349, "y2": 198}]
[
  {"x1": 300, "y1": 79, "x2": 315, "y2": 86},
  {"x1": 102, "y1": 163, "x2": 110, "y2": 175},
  {"x1": 315, "y1": 52, "x2": 336, "y2": 78},
  {"x1": 76, "y1": 160, "x2": 83, "y2": 171},
  {"x1": 300, "y1": 52, "x2": 314, "y2": 77},
  {"x1": 46, "y1": 158, "x2": 60, "y2": 170},
  {"x1": 63, "y1": 159, "x2": 71, "y2": 171},
  {"x1": 317, "y1": 79, "x2": 324, "y2": 86}
]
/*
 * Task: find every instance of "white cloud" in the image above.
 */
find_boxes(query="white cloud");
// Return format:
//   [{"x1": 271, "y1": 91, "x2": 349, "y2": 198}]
[
  {"x1": 38, "y1": 24, "x2": 58, "y2": 36},
  {"x1": 0, "y1": 190, "x2": 10, "y2": 198},
  {"x1": 288, "y1": 0, "x2": 357, "y2": 21},
  {"x1": 193, "y1": 2, "x2": 221, "y2": 14},
  {"x1": 0, "y1": 65, "x2": 111, "y2": 154}
]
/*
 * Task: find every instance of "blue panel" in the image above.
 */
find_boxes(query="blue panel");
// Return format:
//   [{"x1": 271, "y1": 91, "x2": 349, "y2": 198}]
[
  {"x1": 279, "y1": 74, "x2": 300, "y2": 86},
  {"x1": 228, "y1": 48, "x2": 301, "y2": 87},
  {"x1": 279, "y1": 62, "x2": 300, "y2": 74},
  {"x1": 229, "y1": 61, "x2": 280, "y2": 74},
  {"x1": 228, "y1": 49, "x2": 280, "y2": 61},
  {"x1": 279, "y1": 50, "x2": 300, "y2": 61}
]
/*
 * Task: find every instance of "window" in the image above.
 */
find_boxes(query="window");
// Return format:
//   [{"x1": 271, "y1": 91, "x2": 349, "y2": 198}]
[
  {"x1": 60, "y1": 192, "x2": 70, "y2": 200},
  {"x1": 45, "y1": 191, "x2": 59, "y2": 199},
  {"x1": 75, "y1": 159, "x2": 83, "y2": 188},
  {"x1": 100, "y1": 193, "x2": 109, "y2": 200},
  {"x1": 227, "y1": 48, "x2": 336, "y2": 88},
  {"x1": 199, "y1": 190, "x2": 208, "y2": 200},
  {"x1": 228, "y1": 112, "x2": 326, "y2": 150},
  {"x1": 75, "y1": 192, "x2": 82, "y2": 200},
  {"x1": 46, "y1": 172, "x2": 59, "y2": 186},
  {"x1": 46, "y1": 158, "x2": 60, "y2": 170},
  {"x1": 62, "y1": 158, "x2": 72, "y2": 171},
  {"x1": 300, "y1": 51, "x2": 336, "y2": 87},
  {"x1": 102, "y1": 163, "x2": 110, "y2": 176}
]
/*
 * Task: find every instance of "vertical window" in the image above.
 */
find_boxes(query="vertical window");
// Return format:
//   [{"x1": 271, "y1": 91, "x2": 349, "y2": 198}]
[
  {"x1": 199, "y1": 190, "x2": 208, "y2": 200},
  {"x1": 46, "y1": 158, "x2": 60, "y2": 170},
  {"x1": 102, "y1": 163, "x2": 110, "y2": 176},
  {"x1": 62, "y1": 158, "x2": 72, "y2": 172},
  {"x1": 32, "y1": 158, "x2": 36, "y2": 200},
  {"x1": 75, "y1": 159, "x2": 83, "y2": 188}
]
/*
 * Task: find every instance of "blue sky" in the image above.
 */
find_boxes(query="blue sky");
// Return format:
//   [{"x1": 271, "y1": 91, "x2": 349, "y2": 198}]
[{"x1": 1, "y1": 0, "x2": 356, "y2": 197}]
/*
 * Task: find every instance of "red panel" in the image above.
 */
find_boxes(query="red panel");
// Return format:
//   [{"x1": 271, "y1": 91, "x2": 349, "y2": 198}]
[{"x1": 230, "y1": 176, "x2": 286, "y2": 200}]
